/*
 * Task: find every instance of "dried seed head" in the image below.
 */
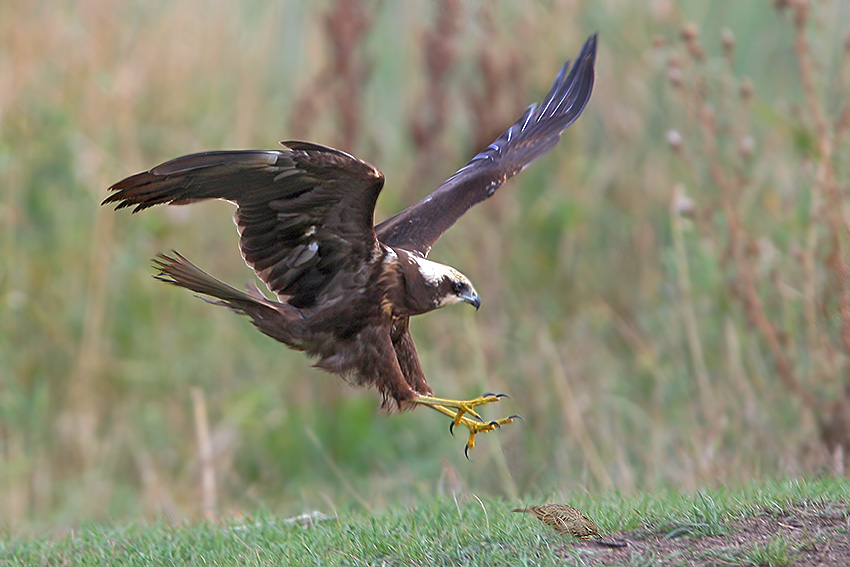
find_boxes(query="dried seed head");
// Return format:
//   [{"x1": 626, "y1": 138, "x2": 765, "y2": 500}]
[
  {"x1": 740, "y1": 78, "x2": 754, "y2": 102},
  {"x1": 666, "y1": 129, "x2": 683, "y2": 152},
  {"x1": 792, "y1": 0, "x2": 809, "y2": 26},
  {"x1": 721, "y1": 28, "x2": 735, "y2": 53},
  {"x1": 840, "y1": 105, "x2": 850, "y2": 132},
  {"x1": 667, "y1": 66, "x2": 683, "y2": 87},
  {"x1": 650, "y1": 0, "x2": 674, "y2": 21},
  {"x1": 694, "y1": 77, "x2": 711, "y2": 97},
  {"x1": 681, "y1": 24, "x2": 705, "y2": 61},
  {"x1": 673, "y1": 186, "x2": 695, "y2": 218},
  {"x1": 701, "y1": 103, "x2": 715, "y2": 126},
  {"x1": 738, "y1": 135, "x2": 755, "y2": 159},
  {"x1": 681, "y1": 23, "x2": 698, "y2": 43}
]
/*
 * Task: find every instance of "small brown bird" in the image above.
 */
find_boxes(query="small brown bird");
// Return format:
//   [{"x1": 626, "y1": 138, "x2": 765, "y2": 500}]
[{"x1": 513, "y1": 504, "x2": 627, "y2": 547}]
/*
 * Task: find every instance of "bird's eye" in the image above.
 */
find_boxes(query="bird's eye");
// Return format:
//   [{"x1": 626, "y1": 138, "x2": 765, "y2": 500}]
[{"x1": 452, "y1": 280, "x2": 464, "y2": 294}]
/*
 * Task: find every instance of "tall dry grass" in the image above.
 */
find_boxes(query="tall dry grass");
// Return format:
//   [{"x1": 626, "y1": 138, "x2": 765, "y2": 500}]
[{"x1": 1, "y1": 0, "x2": 848, "y2": 527}]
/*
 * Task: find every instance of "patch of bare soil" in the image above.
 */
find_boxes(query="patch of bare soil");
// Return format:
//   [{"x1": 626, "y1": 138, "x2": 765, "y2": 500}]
[{"x1": 559, "y1": 501, "x2": 849, "y2": 566}]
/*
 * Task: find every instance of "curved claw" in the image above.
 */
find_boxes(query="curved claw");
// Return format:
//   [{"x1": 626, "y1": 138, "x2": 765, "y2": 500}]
[
  {"x1": 415, "y1": 394, "x2": 515, "y2": 458},
  {"x1": 508, "y1": 414, "x2": 524, "y2": 422},
  {"x1": 482, "y1": 392, "x2": 510, "y2": 399}
]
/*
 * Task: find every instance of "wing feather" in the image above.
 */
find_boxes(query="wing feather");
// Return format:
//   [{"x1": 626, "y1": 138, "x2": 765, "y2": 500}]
[
  {"x1": 375, "y1": 34, "x2": 597, "y2": 256},
  {"x1": 104, "y1": 142, "x2": 385, "y2": 307}
]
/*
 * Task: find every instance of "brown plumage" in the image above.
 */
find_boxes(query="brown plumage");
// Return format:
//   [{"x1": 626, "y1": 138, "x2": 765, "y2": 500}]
[
  {"x1": 103, "y1": 35, "x2": 597, "y2": 454},
  {"x1": 513, "y1": 504, "x2": 627, "y2": 547}
]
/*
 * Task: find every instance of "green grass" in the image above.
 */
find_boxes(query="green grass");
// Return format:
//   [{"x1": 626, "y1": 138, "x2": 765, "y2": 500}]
[
  {"x1": 3, "y1": 477, "x2": 847, "y2": 566},
  {"x1": 704, "y1": 535, "x2": 805, "y2": 567},
  {"x1": 740, "y1": 536, "x2": 801, "y2": 567}
]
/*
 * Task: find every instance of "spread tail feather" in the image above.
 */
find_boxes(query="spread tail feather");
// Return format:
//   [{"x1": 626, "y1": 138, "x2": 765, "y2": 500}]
[
  {"x1": 153, "y1": 251, "x2": 258, "y2": 306},
  {"x1": 152, "y1": 251, "x2": 306, "y2": 347}
]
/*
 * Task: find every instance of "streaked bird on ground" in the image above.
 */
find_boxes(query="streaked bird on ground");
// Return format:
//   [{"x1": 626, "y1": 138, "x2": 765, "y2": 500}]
[{"x1": 513, "y1": 504, "x2": 627, "y2": 547}]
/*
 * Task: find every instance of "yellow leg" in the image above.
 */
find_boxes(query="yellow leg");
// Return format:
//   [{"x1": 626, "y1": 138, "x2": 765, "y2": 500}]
[
  {"x1": 414, "y1": 393, "x2": 507, "y2": 422},
  {"x1": 413, "y1": 394, "x2": 520, "y2": 457}
]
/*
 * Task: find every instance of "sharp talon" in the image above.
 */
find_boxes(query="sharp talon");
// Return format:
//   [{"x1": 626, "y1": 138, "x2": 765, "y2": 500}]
[
  {"x1": 509, "y1": 414, "x2": 524, "y2": 421},
  {"x1": 413, "y1": 394, "x2": 515, "y2": 453},
  {"x1": 482, "y1": 392, "x2": 508, "y2": 399}
]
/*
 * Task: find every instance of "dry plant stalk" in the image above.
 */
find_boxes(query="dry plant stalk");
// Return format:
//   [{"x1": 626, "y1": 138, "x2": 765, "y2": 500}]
[
  {"x1": 668, "y1": 6, "x2": 850, "y2": 467},
  {"x1": 290, "y1": 0, "x2": 375, "y2": 150},
  {"x1": 406, "y1": 0, "x2": 461, "y2": 191},
  {"x1": 464, "y1": 11, "x2": 525, "y2": 154},
  {"x1": 670, "y1": 184, "x2": 717, "y2": 423},
  {"x1": 192, "y1": 387, "x2": 217, "y2": 520},
  {"x1": 701, "y1": 100, "x2": 820, "y2": 411}
]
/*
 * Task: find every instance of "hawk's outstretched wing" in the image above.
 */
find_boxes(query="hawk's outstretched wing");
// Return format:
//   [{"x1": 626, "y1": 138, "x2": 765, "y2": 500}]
[
  {"x1": 104, "y1": 141, "x2": 385, "y2": 308},
  {"x1": 376, "y1": 34, "x2": 597, "y2": 257}
]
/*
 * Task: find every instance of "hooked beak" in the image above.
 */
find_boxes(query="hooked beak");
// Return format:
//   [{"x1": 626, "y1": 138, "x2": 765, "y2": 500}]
[{"x1": 463, "y1": 291, "x2": 481, "y2": 311}]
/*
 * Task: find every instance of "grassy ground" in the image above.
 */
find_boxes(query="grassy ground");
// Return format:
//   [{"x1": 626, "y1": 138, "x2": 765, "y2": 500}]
[
  {"x1": 3, "y1": 477, "x2": 848, "y2": 566},
  {"x1": 2, "y1": 0, "x2": 850, "y2": 530}
]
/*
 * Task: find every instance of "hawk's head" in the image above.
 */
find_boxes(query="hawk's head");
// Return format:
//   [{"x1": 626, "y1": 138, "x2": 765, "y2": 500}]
[{"x1": 413, "y1": 256, "x2": 481, "y2": 311}]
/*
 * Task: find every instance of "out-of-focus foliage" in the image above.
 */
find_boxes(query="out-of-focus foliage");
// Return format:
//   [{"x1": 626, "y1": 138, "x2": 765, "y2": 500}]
[{"x1": 2, "y1": 0, "x2": 848, "y2": 526}]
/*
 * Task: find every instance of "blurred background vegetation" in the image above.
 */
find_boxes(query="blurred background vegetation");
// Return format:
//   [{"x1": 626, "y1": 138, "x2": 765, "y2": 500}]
[{"x1": 2, "y1": 0, "x2": 849, "y2": 529}]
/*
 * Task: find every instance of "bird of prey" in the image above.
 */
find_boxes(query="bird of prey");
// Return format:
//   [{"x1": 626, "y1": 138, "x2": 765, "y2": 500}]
[
  {"x1": 103, "y1": 34, "x2": 597, "y2": 456},
  {"x1": 513, "y1": 504, "x2": 627, "y2": 547}
]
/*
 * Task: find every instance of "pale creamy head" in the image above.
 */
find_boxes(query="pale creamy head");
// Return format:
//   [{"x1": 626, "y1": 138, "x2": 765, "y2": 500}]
[
  {"x1": 413, "y1": 256, "x2": 478, "y2": 308},
  {"x1": 414, "y1": 256, "x2": 463, "y2": 285}
]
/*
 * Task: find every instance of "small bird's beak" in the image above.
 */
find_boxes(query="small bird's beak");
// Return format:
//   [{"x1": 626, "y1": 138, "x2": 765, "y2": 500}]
[{"x1": 463, "y1": 291, "x2": 481, "y2": 311}]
